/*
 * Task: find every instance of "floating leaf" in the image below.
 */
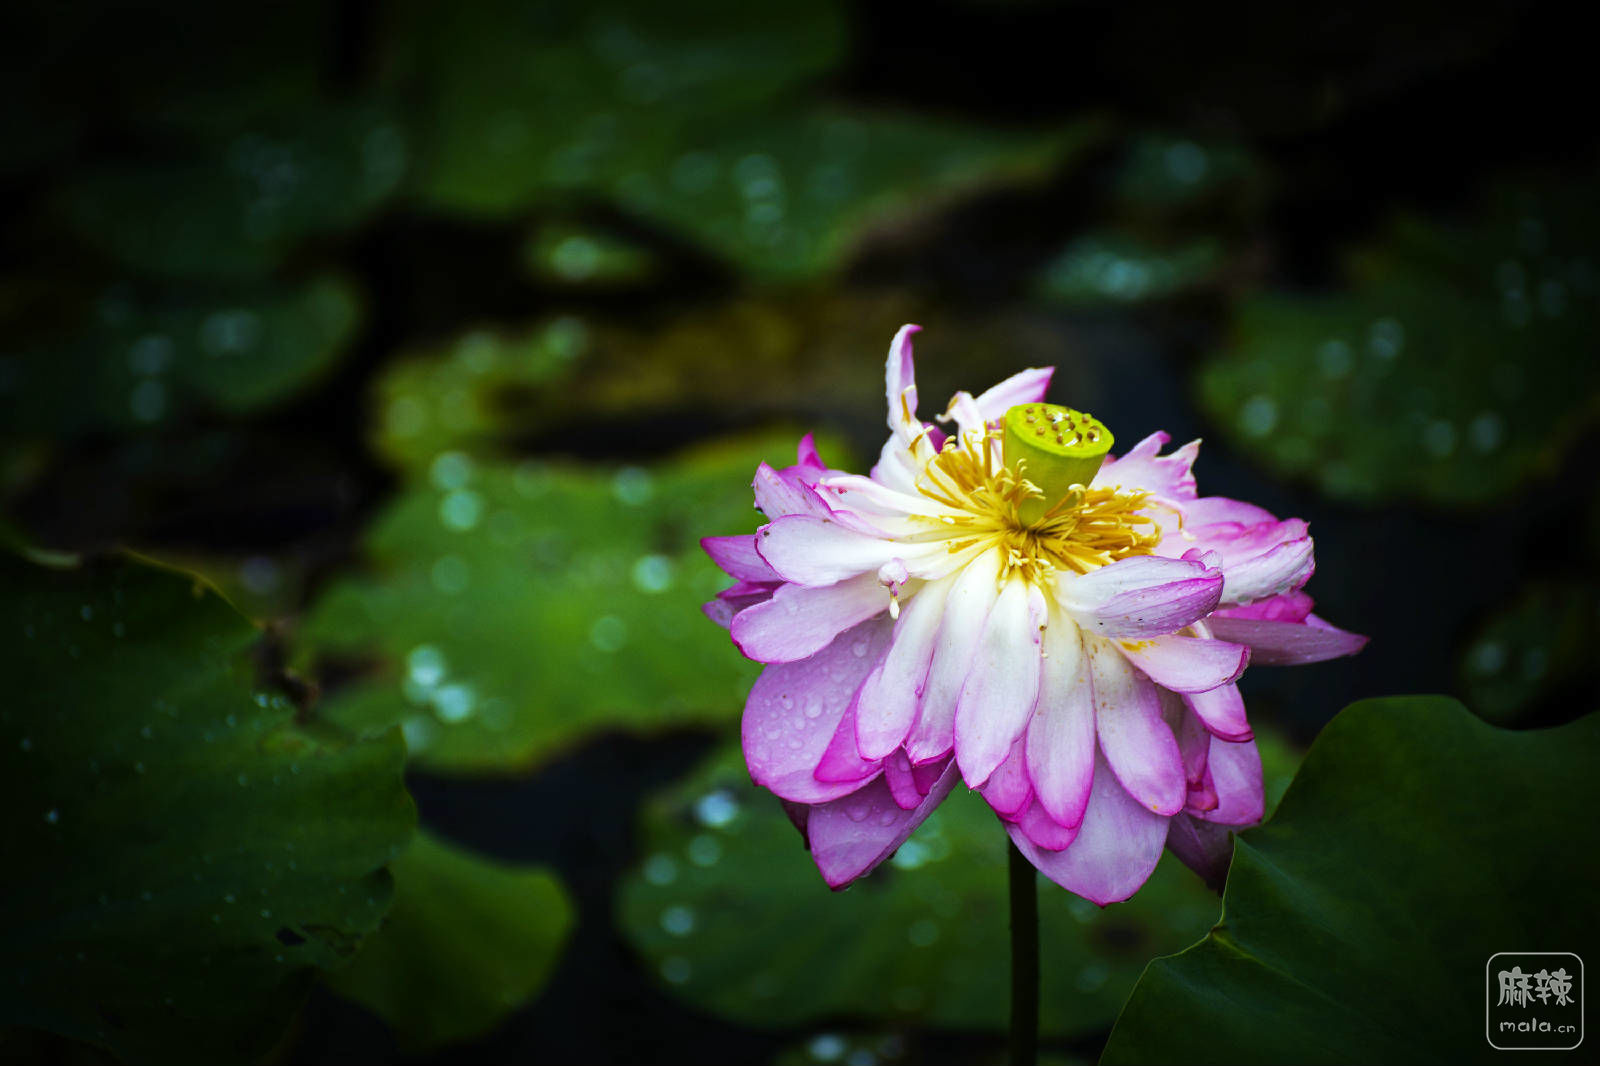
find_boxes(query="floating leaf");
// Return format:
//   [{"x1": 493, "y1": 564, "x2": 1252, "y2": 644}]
[
  {"x1": 323, "y1": 829, "x2": 573, "y2": 1051},
  {"x1": 1102, "y1": 697, "x2": 1600, "y2": 1065},
  {"x1": 1198, "y1": 176, "x2": 1600, "y2": 505},
  {"x1": 606, "y1": 111, "x2": 1104, "y2": 280},
  {"x1": 1035, "y1": 232, "x2": 1223, "y2": 306},
  {"x1": 56, "y1": 104, "x2": 405, "y2": 281},
  {"x1": 1458, "y1": 579, "x2": 1599, "y2": 726},
  {"x1": 299, "y1": 435, "x2": 801, "y2": 774},
  {"x1": 0, "y1": 553, "x2": 415, "y2": 1064},
  {"x1": 394, "y1": 0, "x2": 847, "y2": 215},
  {"x1": 617, "y1": 733, "x2": 1298, "y2": 1038},
  {"x1": 2, "y1": 276, "x2": 360, "y2": 435}
]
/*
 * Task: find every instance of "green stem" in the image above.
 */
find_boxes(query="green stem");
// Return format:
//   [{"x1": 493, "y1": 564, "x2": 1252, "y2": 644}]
[{"x1": 1008, "y1": 840, "x2": 1039, "y2": 1066}]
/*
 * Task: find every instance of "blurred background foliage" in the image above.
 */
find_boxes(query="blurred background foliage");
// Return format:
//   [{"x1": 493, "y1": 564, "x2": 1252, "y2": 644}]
[{"x1": 1, "y1": 0, "x2": 1596, "y2": 1062}]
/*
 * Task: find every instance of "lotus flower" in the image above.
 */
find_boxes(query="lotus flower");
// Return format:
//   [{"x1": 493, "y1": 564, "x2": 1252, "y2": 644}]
[{"x1": 702, "y1": 325, "x2": 1365, "y2": 903}]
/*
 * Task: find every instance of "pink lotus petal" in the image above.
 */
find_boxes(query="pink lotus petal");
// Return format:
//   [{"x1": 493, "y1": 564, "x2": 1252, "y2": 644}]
[
  {"x1": 1213, "y1": 590, "x2": 1314, "y2": 623},
  {"x1": 1088, "y1": 638, "x2": 1186, "y2": 816},
  {"x1": 752, "y1": 462, "x2": 831, "y2": 520},
  {"x1": 884, "y1": 750, "x2": 923, "y2": 810},
  {"x1": 1060, "y1": 555, "x2": 1224, "y2": 639},
  {"x1": 814, "y1": 693, "x2": 883, "y2": 785},
  {"x1": 1009, "y1": 749, "x2": 1170, "y2": 904},
  {"x1": 702, "y1": 534, "x2": 781, "y2": 583},
  {"x1": 1164, "y1": 813, "x2": 1233, "y2": 893},
  {"x1": 972, "y1": 366, "x2": 1054, "y2": 423},
  {"x1": 1094, "y1": 431, "x2": 1200, "y2": 501},
  {"x1": 954, "y1": 579, "x2": 1046, "y2": 787},
  {"x1": 732, "y1": 573, "x2": 890, "y2": 664},
  {"x1": 741, "y1": 618, "x2": 891, "y2": 804},
  {"x1": 1011, "y1": 795, "x2": 1081, "y2": 851},
  {"x1": 1024, "y1": 619, "x2": 1095, "y2": 829},
  {"x1": 979, "y1": 737, "x2": 1032, "y2": 817},
  {"x1": 907, "y1": 549, "x2": 1002, "y2": 763},
  {"x1": 1193, "y1": 735, "x2": 1264, "y2": 826},
  {"x1": 855, "y1": 576, "x2": 952, "y2": 760},
  {"x1": 809, "y1": 756, "x2": 959, "y2": 889},
  {"x1": 1118, "y1": 633, "x2": 1249, "y2": 694},
  {"x1": 756, "y1": 514, "x2": 913, "y2": 587},
  {"x1": 1205, "y1": 615, "x2": 1368, "y2": 665},
  {"x1": 1182, "y1": 682, "x2": 1253, "y2": 741}
]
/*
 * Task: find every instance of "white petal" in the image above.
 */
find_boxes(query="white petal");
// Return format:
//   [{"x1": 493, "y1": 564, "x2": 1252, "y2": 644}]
[
  {"x1": 954, "y1": 579, "x2": 1046, "y2": 787},
  {"x1": 905, "y1": 549, "x2": 1003, "y2": 762},
  {"x1": 854, "y1": 575, "x2": 954, "y2": 759},
  {"x1": 1087, "y1": 637, "x2": 1185, "y2": 816},
  {"x1": 1025, "y1": 615, "x2": 1095, "y2": 828}
]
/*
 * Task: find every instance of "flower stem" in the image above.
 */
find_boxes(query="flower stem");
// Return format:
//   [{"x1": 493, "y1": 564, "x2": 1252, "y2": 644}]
[{"x1": 1008, "y1": 840, "x2": 1039, "y2": 1066}]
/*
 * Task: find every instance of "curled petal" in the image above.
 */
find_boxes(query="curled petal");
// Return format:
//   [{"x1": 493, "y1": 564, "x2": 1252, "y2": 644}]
[
  {"x1": 885, "y1": 323, "x2": 921, "y2": 436},
  {"x1": 752, "y1": 462, "x2": 830, "y2": 520},
  {"x1": 954, "y1": 579, "x2": 1046, "y2": 788},
  {"x1": 1118, "y1": 633, "x2": 1249, "y2": 694},
  {"x1": 1059, "y1": 555, "x2": 1224, "y2": 639},
  {"x1": 731, "y1": 573, "x2": 889, "y2": 663},
  {"x1": 701, "y1": 534, "x2": 780, "y2": 583},
  {"x1": 1205, "y1": 615, "x2": 1368, "y2": 665},
  {"x1": 741, "y1": 618, "x2": 892, "y2": 804},
  {"x1": 1088, "y1": 638, "x2": 1186, "y2": 816},
  {"x1": 1009, "y1": 750, "x2": 1170, "y2": 905},
  {"x1": 808, "y1": 757, "x2": 960, "y2": 889}
]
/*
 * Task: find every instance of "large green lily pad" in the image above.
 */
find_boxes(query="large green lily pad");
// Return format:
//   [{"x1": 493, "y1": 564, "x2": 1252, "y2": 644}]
[
  {"x1": 3, "y1": 276, "x2": 360, "y2": 435},
  {"x1": 56, "y1": 103, "x2": 405, "y2": 282},
  {"x1": 323, "y1": 829, "x2": 573, "y2": 1051},
  {"x1": 299, "y1": 435, "x2": 800, "y2": 774},
  {"x1": 1198, "y1": 176, "x2": 1600, "y2": 505},
  {"x1": 616, "y1": 732, "x2": 1298, "y2": 1038},
  {"x1": 1102, "y1": 697, "x2": 1600, "y2": 1064},
  {"x1": 0, "y1": 553, "x2": 415, "y2": 1064},
  {"x1": 391, "y1": 0, "x2": 846, "y2": 216}
]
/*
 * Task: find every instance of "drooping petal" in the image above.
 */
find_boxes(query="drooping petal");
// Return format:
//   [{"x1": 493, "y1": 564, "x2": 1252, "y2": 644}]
[
  {"x1": 701, "y1": 534, "x2": 781, "y2": 583},
  {"x1": 1164, "y1": 814, "x2": 1234, "y2": 893},
  {"x1": 1205, "y1": 615, "x2": 1368, "y2": 665},
  {"x1": 1093, "y1": 432, "x2": 1200, "y2": 501},
  {"x1": 1008, "y1": 749, "x2": 1170, "y2": 904},
  {"x1": 972, "y1": 366, "x2": 1054, "y2": 423},
  {"x1": 884, "y1": 750, "x2": 922, "y2": 810},
  {"x1": 1058, "y1": 555, "x2": 1224, "y2": 639},
  {"x1": 979, "y1": 737, "x2": 1032, "y2": 817},
  {"x1": 1212, "y1": 589, "x2": 1314, "y2": 622},
  {"x1": 808, "y1": 757, "x2": 960, "y2": 889},
  {"x1": 1194, "y1": 735, "x2": 1264, "y2": 826},
  {"x1": 1182, "y1": 683, "x2": 1253, "y2": 741},
  {"x1": 1011, "y1": 795, "x2": 1080, "y2": 851},
  {"x1": 1118, "y1": 633, "x2": 1249, "y2": 694},
  {"x1": 906, "y1": 549, "x2": 1003, "y2": 763},
  {"x1": 752, "y1": 462, "x2": 831, "y2": 520},
  {"x1": 1183, "y1": 515, "x2": 1314, "y2": 605},
  {"x1": 954, "y1": 579, "x2": 1046, "y2": 787},
  {"x1": 1087, "y1": 637, "x2": 1186, "y2": 816},
  {"x1": 756, "y1": 514, "x2": 918, "y2": 587},
  {"x1": 855, "y1": 575, "x2": 953, "y2": 760},
  {"x1": 731, "y1": 573, "x2": 890, "y2": 663},
  {"x1": 813, "y1": 692, "x2": 882, "y2": 785},
  {"x1": 741, "y1": 618, "x2": 893, "y2": 804},
  {"x1": 1024, "y1": 616, "x2": 1095, "y2": 829}
]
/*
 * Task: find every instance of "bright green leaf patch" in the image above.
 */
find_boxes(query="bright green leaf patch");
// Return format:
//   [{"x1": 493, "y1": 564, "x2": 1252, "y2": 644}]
[
  {"x1": 1198, "y1": 176, "x2": 1600, "y2": 505},
  {"x1": 0, "y1": 554, "x2": 415, "y2": 1064},
  {"x1": 615, "y1": 736, "x2": 1304, "y2": 1038},
  {"x1": 324, "y1": 829, "x2": 573, "y2": 1051},
  {"x1": 300, "y1": 434, "x2": 802, "y2": 774},
  {"x1": 3, "y1": 276, "x2": 360, "y2": 435},
  {"x1": 1101, "y1": 697, "x2": 1600, "y2": 1065}
]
